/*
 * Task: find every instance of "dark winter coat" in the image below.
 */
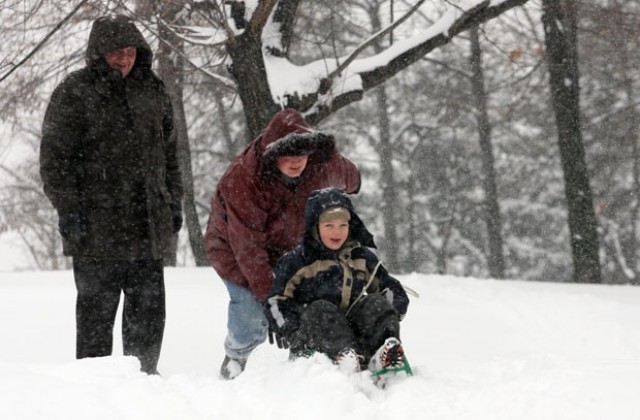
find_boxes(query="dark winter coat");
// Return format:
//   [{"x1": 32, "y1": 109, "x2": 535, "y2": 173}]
[
  {"x1": 40, "y1": 15, "x2": 183, "y2": 260},
  {"x1": 204, "y1": 109, "x2": 361, "y2": 302},
  {"x1": 264, "y1": 188, "x2": 409, "y2": 338}
]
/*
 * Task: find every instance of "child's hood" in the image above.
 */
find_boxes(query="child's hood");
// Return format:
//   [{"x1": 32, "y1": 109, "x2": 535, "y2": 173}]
[{"x1": 303, "y1": 188, "x2": 375, "y2": 249}]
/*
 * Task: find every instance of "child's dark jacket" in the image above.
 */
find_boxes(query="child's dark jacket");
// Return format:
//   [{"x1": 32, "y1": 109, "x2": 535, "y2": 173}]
[{"x1": 264, "y1": 188, "x2": 409, "y2": 336}]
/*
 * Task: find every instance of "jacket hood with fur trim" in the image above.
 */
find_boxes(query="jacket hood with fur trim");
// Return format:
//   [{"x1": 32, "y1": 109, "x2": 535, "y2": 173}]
[
  {"x1": 303, "y1": 187, "x2": 376, "y2": 250},
  {"x1": 259, "y1": 109, "x2": 336, "y2": 173}
]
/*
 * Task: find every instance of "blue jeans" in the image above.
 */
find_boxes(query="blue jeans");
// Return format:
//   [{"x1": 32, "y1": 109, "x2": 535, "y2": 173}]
[{"x1": 223, "y1": 280, "x2": 268, "y2": 360}]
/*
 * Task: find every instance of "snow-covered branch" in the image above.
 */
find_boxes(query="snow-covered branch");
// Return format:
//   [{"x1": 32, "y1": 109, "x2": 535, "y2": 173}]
[{"x1": 262, "y1": 0, "x2": 530, "y2": 123}]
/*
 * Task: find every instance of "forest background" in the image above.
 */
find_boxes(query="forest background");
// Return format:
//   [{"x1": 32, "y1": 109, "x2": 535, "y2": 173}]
[{"x1": 1, "y1": 0, "x2": 638, "y2": 286}]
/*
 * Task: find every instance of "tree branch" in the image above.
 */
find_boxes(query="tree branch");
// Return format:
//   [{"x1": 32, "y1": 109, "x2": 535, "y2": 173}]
[
  {"x1": 307, "y1": 0, "x2": 530, "y2": 123},
  {"x1": 0, "y1": 0, "x2": 89, "y2": 84},
  {"x1": 270, "y1": 0, "x2": 302, "y2": 55},
  {"x1": 249, "y1": 0, "x2": 278, "y2": 35},
  {"x1": 360, "y1": 0, "x2": 529, "y2": 91},
  {"x1": 320, "y1": 0, "x2": 427, "y2": 93}
]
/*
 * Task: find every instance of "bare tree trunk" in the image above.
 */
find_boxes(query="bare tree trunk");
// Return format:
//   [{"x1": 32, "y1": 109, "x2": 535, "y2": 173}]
[
  {"x1": 436, "y1": 213, "x2": 455, "y2": 275},
  {"x1": 364, "y1": 1, "x2": 400, "y2": 272},
  {"x1": 153, "y1": 3, "x2": 208, "y2": 266},
  {"x1": 214, "y1": 89, "x2": 241, "y2": 161},
  {"x1": 375, "y1": 86, "x2": 400, "y2": 272},
  {"x1": 632, "y1": 119, "x2": 640, "y2": 284},
  {"x1": 606, "y1": 2, "x2": 640, "y2": 284},
  {"x1": 226, "y1": 30, "x2": 279, "y2": 141},
  {"x1": 406, "y1": 176, "x2": 419, "y2": 273},
  {"x1": 623, "y1": 55, "x2": 640, "y2": 284},
  {"x1": 542, "y1": 0, "x2": 602, "y2": 283},
  {"x1": 469, "y1": 26, "x2": 505, "y2": 279}
]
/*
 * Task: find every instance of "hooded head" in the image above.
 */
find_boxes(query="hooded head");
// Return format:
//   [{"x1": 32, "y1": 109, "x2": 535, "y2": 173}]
[
  {"x1": 303, "y1": 188, "x2": 375, "y2": 251},
  {"x1": 86, "y1": 15, "x2": 152, "y2": 76},
  {"x1": 259, "y1": 109, "x2": 336, "y2": 174}
]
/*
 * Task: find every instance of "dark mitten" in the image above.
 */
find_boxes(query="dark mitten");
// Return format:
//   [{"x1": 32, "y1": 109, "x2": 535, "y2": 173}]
[
  {"x1": 268, "y1": 325, "x2": 289, "y2": 349},
  {"x1": 58, "y1": 213, "x2": 88, "y2": 241},
  {"x1": 170, "y1": 204, "x2": 183, "y2": 233}
]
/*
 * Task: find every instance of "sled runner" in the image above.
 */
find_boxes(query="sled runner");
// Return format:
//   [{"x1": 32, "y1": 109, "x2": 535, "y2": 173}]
[{"x1": 369, "y1": 337, "x2": 413, "y2": 388}]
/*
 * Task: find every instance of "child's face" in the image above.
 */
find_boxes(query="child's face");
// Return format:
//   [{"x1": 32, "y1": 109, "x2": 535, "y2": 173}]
[{"x1": 318, "y1": 218, "x2": 349, "y2": 250}]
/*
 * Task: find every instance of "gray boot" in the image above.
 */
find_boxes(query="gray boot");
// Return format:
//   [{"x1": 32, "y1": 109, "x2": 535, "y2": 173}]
[{"x1": 220, "y1": 355, "x2": 247, "y2": 380}]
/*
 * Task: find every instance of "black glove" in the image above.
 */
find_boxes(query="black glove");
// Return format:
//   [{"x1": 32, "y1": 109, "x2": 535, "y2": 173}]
[
  {"x1": 268, "y1": 325, "x2": 289, "y2": 349},
  {"x1": 170, "y1": 204, "x2": 183, "y2": 233},
  {"x1": 58, "y1": 212, "x2": 88, "y2": 242}
]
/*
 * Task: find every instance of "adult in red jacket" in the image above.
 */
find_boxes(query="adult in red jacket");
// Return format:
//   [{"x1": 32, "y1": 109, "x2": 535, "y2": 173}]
[{"x1": 204, "y1": 109, "x2": 360, "y2": 379}]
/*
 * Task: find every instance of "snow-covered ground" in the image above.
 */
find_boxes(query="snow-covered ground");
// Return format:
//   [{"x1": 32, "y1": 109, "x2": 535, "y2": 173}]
[{"x1": 0, "y1": 267, "x2": 639, "y2": 420}]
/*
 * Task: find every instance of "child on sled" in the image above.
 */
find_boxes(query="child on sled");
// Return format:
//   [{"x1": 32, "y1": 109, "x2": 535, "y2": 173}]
[{"x1": 264, "y1": 187, "x2": 412, "y2": 380}]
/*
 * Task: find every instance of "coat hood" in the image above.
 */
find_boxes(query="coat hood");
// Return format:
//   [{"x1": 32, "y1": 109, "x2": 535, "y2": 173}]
[
  {"x1": 303, "y1": 187, "x2": 375, "y2": 250},
  {"x1": 86, "y1": 15, "x2": 153, "y2": 73},
  {"x1": 259, "y1": 109, "x2": 336, "y2": 173}
]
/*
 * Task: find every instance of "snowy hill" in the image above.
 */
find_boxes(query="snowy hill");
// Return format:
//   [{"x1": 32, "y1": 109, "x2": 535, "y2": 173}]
[{"x1": 0, "y1": 268, "x2": 639, "y2": 420}]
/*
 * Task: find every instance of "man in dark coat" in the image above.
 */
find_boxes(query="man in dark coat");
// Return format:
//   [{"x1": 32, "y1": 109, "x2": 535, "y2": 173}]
[
  {"x1": 204, "y1": 108, "x2": 361, "y2": 379},
  {"x1": 39, "y1": 15, "x2": 183, "y2": 374}
]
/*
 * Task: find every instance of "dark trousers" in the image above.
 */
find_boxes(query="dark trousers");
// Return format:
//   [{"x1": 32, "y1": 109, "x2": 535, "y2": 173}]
[
  {"x1": 289, "y1": 294, "x2": 400, "y2": 365},
  {"x1": 72, "y1": 258, "x2": 165, "y2": 374}
]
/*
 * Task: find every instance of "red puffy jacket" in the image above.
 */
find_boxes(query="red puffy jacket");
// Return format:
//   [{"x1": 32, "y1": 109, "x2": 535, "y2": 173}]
[{"x1": 204, "y1": 109, "x2": 361, "y2": 302}]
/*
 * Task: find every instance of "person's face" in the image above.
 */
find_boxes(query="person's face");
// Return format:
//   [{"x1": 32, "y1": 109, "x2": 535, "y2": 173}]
[
  {"x1": 276, "y1": 155, "x2": 309, "y2": 178},
  {"x1": 105, "y1": 46, "x2": 137, "y2": 78},
  {"x1": 318, "y1": 218, "x2": 350, "y2": 250}
]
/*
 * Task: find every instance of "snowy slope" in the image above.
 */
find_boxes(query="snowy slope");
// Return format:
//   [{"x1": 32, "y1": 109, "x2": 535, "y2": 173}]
[{"x1": 0, "y1": 268, "x2": 639, "y2": 420}]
